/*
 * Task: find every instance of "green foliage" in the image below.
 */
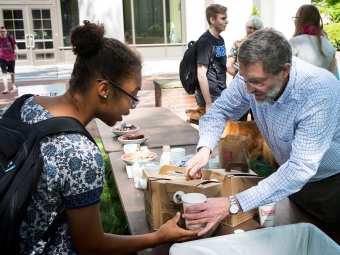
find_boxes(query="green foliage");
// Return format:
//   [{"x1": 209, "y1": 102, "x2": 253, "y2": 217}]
[
  {"x1": 319, "y1": 3, "x2": 340, "y2": 23},
  {"x1": 251, "y1": 4, "x2": 261, "y2": 17},
  {"x1": 96, "y1": 139, "x2": 127, "y2": 234},
  {"x1": 149, "y1": 23, "x2": 162, "y2": 31},
  {"x1": 313, "y1": 0, "x2": 339, "y2": 5},
  {"x1": 324, "y1": 23, "x2": 340, "y2": 50},
  {"x1": 249, "y1": 160, "x2": 275, "y2": 178},
  {"x1": 314, "y1": 0, "x2": 340, "y2": 23}
]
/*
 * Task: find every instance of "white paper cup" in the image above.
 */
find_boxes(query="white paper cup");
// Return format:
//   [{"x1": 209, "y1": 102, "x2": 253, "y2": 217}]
[
  {"x1": 258, "y1": 202, "x2": 276, "y2": 227},
  {"x1": 144, "y1": 163, "x2": 161, "y2": 171},
  {"x1": 133, "y1": 177, "x2": 147, "y2": 189},
  {"x1": 181, "y1": 193, "x2": 206, "y2": 230},
  {"x1": 170, "y1": 148, "x2": 186, "y2": 166}
]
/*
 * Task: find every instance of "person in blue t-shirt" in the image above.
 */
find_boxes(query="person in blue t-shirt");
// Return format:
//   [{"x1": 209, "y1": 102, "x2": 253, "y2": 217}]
[{"x1": 195, "y1": 4, "x2": 228, "y2": 113}]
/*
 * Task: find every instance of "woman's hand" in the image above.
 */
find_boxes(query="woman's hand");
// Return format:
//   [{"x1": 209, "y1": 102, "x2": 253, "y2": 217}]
[
  {"x1": 156, "y1": 212, "x2": 201, "y2": 243},
  {"x1": 185, "y1": 147, "x2": 210, "y2": 178}
]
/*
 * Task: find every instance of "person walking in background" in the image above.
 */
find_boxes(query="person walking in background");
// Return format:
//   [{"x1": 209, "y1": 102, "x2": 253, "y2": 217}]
[
  {"x1": 0, "y1": 26, "x2": 18, "y2": 94},
  {"x1": 0, "y1": 20, "x2": 200, "y2": 254},
  {"x1": 227, "y1": 16, "x2": 264, "y2": 121},
  {"x1": 289, "y1": 4, "x2": 336, "y2": 75},
  {"x1": 195, "y1": 4, "x2": 228, "y2": 113}
]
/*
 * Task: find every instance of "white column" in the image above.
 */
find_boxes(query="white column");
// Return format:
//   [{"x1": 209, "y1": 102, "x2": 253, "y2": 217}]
[
  {"x1": 184, "y1": 0, "x2": 206, "y2": 43},
  {"x1": 260, "y1": 0, "x2": 311, "y2": 40},
  {"x1": 217, "y1": 0, "x2": 253, "y2": 50},
  {"x1": 78, "y1": 0, "x2": 124, "y2": 42},
  {"x1": 184, "y1": 0, "x2": 253, "y2": 50}
]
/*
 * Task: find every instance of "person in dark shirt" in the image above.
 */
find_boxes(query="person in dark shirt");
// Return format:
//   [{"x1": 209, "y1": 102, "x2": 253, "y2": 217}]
[{"x1": 195, "y1": 4, "x2": 228, "y2": 113}]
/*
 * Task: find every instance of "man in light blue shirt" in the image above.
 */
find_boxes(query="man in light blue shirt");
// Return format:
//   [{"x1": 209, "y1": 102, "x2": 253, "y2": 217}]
[{"x1": 183, "y1": 27, "x2": 340, "y2": 236}]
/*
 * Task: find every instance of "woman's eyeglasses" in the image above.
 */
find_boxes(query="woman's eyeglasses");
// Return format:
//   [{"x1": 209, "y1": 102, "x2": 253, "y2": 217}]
[
  {"x1": 97, "y1": 79, "x2": 140, "y2": 108},
  {"x1": 292, "y1": 16, "x2": 299, "y2": 21},
  {"x1": 246, "y1": 26, "x2": 258, "y2": 31}
]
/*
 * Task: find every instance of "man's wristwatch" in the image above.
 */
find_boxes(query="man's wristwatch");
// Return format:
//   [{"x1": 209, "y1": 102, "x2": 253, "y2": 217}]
[{"x1": 229, "y1": 196, "x2": 240, "y2": 215}]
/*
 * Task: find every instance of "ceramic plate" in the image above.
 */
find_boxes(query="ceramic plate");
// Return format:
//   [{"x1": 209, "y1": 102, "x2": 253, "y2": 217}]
[
  {"x1": 111, "y1": 125, "x2": 139, "y2": 136},
  {"x1": 121, "y1": 151, "x2": 157, "y2": 165},
  {"x1": 118, "y1": 134, "x2": 149, "y2": 144}
]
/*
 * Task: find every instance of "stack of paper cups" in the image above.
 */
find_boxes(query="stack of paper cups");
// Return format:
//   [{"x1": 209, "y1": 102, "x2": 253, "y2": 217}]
[
  {"x1": 170, "y1": 148, "x2": 186, "y2": 166},
  {"x1": 208, "y1": 155, "x2": 220, "y2": 169}
]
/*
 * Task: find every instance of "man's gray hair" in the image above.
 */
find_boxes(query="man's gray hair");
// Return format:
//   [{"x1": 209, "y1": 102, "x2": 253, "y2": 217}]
[{"x1": 238, "y1": 27, "x2": 292, "y2": 74}]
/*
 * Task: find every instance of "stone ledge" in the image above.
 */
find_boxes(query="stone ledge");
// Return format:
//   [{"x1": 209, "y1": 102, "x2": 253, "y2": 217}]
[
  {"x1": 153, "y1": 79, "x2": 183, "y2": 89},
  {"x1": 154, "y1": 79, "x2": 197, "y2": 111}
]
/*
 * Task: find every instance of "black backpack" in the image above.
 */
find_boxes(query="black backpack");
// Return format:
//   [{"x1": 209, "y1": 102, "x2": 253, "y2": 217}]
[
  {"x1": 179, "y1": 38, "x2": 216, "y2": 94},
  {"x1": 7, "y1": 35, "x2": 14, "y2": 49},
  {"x1": 0, "y1": 94, "x2": 97, "y2": 254}
]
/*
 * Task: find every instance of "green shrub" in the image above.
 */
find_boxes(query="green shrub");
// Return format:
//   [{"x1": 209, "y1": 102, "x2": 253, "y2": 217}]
[
  {"x1": 251, "y1": 4, "x2": 261, "y2": 17},
  {"x1": 324, "y1": 23, "x2": 340, "y2": 50},
  {"x1": 96, "y1": 139, "x2": 127, "y2": 234}
]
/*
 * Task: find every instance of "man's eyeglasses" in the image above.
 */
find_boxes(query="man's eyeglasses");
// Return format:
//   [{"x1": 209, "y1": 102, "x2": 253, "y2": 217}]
[
  {"x1": 292, "y1": 16, "x2": 299, "y2": 21},
  {"x1": 97, "y1": 79, "x2": 140, "y2": 108},
  {"x1": 235, "y1": 74, "x2": 272, "y2": 88}
]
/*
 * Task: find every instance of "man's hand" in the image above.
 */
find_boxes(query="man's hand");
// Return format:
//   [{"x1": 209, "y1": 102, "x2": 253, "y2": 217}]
[
  {"x1": 185, "y1": 147, "x2": 210, "y2": 178},
  {"x1": 182, "y1": 197, "x2": 231, "y2": 236}
]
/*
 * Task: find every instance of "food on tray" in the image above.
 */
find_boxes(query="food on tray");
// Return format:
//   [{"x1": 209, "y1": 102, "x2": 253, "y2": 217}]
[
  {"x1": 112, "y1": 123, "x2": 138, "y2": 132},
  {"x1": 121, "y1": 134, "x2": 145, "y2": 140},
  {"x1": 123, "y1": 152, "x2": 155, "y2": 161}
]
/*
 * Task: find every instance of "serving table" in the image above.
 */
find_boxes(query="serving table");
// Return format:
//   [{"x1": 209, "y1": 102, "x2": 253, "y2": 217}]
[
  {"x1": 98, "y1": 107, "x2": 340, "y2": 254},
  {"x1": 109, "y1": 149, "x2": 340, "y2": 255},
  {"x1": 96, "y1": 107, "x2": 199, "y2": 153}
]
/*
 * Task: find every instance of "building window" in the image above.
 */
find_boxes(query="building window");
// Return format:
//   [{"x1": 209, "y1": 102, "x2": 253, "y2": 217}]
[
  {"x1": 60, "y1": 0, "x2": 79, "y2": 47},
  {"x1": 123, "y1": 0, "x2": 182, "y2": 45}
]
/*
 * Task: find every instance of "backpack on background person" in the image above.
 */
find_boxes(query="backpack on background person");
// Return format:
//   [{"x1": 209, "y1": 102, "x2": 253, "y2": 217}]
[
  {"x1": 179, "y1": 38, "x2": 216, "y2": 95},
  {"x1": 7, "y1": 35, "x2": 15, "y2": 49},
  {"x1": 0, "y1": 94, "x2": 97, "y2": 254}
]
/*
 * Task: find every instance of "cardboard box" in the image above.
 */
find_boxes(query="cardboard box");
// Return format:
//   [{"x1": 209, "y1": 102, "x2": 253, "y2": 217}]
[
  {"x1": 143, "y1": 163, "x2": 265, "y2": 231},
  {"x1": 204, "y1": 163, "x2": 265, "y2": 227},
  {"x1": 143, "y1": 165, "x2": 222, "y2": 233}
]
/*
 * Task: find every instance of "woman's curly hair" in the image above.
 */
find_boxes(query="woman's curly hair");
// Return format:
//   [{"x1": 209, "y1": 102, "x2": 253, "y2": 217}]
[{"x1": 69, "y1": 20, "x2": 142, "y2": 94}]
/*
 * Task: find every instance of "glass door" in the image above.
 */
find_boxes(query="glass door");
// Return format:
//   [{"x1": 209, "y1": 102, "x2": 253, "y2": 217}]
[
  {"x1": 27, "y1": 5, "x2": 58, "y2": 65},
  {"x1": 0, "y1": 5, "x2": 59, "y2": 66}
]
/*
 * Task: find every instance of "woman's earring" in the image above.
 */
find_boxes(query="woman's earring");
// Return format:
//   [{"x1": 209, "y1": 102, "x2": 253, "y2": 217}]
[{"x1": 104, "y1": 95, "x2": 107, "y2": 98}]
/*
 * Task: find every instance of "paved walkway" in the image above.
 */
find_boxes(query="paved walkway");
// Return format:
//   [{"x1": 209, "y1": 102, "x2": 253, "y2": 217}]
[{"x1": 0, "y1": 60, "x2": 182, "y2": 139}]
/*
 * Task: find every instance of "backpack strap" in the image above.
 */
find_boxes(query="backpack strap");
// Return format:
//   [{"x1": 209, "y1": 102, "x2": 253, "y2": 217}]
[
  {"x1": 34, "y1": 116, "x2": 96, "y2": 145},
  {"x1": 195, "y1": 34, "x2": 216, "y2": 69},
  {"x1": 3, "y1": 94, "x2": 96, "y2": 145},
  {"x1": 7, "y1": 35, "x2": 14, "y2": 49},
  {"x1": 3, "y1": 94, "x2": 34, "y2": 119},
  {"x1": 208, "y1": 45, "x2": 216, "y2": 71},
  {"x1": 41, "y1": 208, "x2": 66, "y2": 243}
]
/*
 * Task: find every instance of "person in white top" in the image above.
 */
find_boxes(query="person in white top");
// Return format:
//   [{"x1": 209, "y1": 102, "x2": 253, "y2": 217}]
[{"x1": 289, "y1": 4, "x2": 336, "y2": 75}]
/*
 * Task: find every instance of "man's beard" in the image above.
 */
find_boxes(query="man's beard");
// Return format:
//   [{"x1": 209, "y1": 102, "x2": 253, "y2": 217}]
[{"x1": 253, "y1": 75, "x2": 283, "y2": 105}]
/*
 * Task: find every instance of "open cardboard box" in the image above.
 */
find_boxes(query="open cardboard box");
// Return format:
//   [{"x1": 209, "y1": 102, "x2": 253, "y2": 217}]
[
  {"x1": 143, "y1": 165, "x2": 222, "y2": 237},
  {"x1": 143, "y1": 163, "x2": 265, "y2": 232},
  {"x1": 203, "y1": 163, "x2": 265, "y2": 227}
]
